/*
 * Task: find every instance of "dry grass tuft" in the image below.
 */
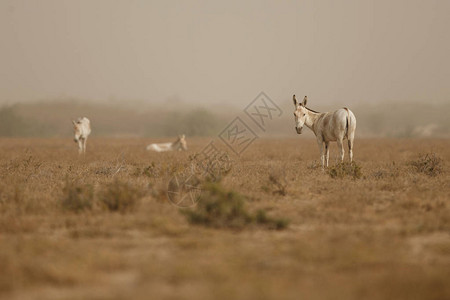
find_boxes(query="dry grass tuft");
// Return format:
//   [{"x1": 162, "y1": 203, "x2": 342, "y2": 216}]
[
  {"x1": 410, "y1": 153, "x2": 443, "y2": 176},
  {"x1": 190, "y1": 151, "x2": 233, "y2": 182},
  {"x1": 61, "y1": 180, "x2": 94, "y2": 212},
  {"x1": 99, "y1": 180, "x2": 144, "y2": 213},
  {"x1": 133, "y1": 161, "x2": 185, "y2": 179},
  {"x1": 307, "y1": 160, "x2": 321, "y2": 170},
  {"x1": 267, "y1": 169, "x2": 288, "y2": 196},
  {"x1": 372, "y1": 162, "x2": 400, "y2": 179},
  {"x1": 328, "y1": 161, "x2": 362, "y2": 179},
  {"x1": 141, "y1": 162, "x2": 161, "y2": 178},
  {"x1": 255, "y1": 209, "x2": 290, "y2": 230}
]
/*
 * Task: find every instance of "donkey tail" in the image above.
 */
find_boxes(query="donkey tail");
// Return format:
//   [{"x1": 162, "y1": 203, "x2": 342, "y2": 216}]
[{"x1": 344, "y1": 108, "x2": 350, "y2": 139}]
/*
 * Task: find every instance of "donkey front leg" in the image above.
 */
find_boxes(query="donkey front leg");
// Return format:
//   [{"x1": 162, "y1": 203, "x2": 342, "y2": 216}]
[
  {"x1": 317, "y1": 139, "x2": 325, "y2": 168},
  {"x1": 82, "y1": 138, "x2": 87, "y2": 154},
  {"x1": 77, "y1": 140, "x2": 83, "y2": 154},
  {"x1": 325, "y1": 142, "x2": 330, "y2": 167}
]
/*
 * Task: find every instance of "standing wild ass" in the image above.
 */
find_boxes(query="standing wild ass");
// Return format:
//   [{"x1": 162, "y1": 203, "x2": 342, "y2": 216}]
[
  {"x1": 293, "y1": 95, "x2": 356, "y2": 168},
  {"x1": 146, "y1": 135, "x2": 188, "y2": 152},
  {"x1": 72, "y1": 117, "x2": 91, "y2": 154}
]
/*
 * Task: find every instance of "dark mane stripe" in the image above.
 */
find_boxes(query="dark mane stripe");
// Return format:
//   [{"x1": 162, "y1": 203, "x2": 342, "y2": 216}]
[{"x1": 306, "y1": 107, "x2": 320, "y2": 114}]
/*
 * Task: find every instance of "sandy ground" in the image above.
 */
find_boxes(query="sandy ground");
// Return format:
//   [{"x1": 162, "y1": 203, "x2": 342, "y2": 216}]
[{"x1": 0, "y1": 137, "x2": 449, "y2": 300}]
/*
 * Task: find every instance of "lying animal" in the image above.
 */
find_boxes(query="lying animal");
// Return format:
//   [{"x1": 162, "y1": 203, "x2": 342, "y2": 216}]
[{"x1": 146, "y1": 135, "x2": 188, "y2": 152}]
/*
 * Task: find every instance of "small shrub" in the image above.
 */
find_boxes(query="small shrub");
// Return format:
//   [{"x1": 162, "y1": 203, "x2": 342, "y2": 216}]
[
  {"x1": 328, "y1": 161, "x2": 362, "y2": 179},
  {"x1": 182, "y1": 183, "x2": 289, "y2": 230},
  {"x1": 61, "y1": 180, "x2": 94, "y2": 212},
  {"x1": 255, "y1": 209, "x2": 290, "y2": 230},
  {"x1": 410, "y1": 153, "x2": 443, "y2": 177},
  {"x1": 182, "y1": 183, "x2": 252, "y2": 229},
  {"x1": 268, "y1": 170, "x2": 288, "y2": 196},
  {"x1": 99, "y1": 180, "x2": 143, "y2": 213}
]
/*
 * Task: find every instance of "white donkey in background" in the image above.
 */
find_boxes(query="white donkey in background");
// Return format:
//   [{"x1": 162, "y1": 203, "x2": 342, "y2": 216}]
[
  {"x1": 146, "y1": 135, "x2": 188, "y2": 152},
  {"x1": 72, "y1": 117, "x2": 91, "y2": 154},
  {"x1": 293, "y1": 95, "x2": 356, "y2": 168}
]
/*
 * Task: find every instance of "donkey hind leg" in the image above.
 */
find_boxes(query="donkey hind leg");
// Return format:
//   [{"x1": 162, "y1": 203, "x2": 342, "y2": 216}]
[
  {"x1": 337, "y1": 139, "x2": 345, "y2": 162},
  {"x1": 325, "y1": 142, "x2": 330, "y2": 167},
  {"x1": 83, "y1": 138, "x2": 87, "y2": 154},
  {"x1": 348, "y1": 135, "x2": 354, "y2": 162}
]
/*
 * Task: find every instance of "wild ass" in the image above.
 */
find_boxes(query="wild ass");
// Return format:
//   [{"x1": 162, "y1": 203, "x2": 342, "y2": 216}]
[
  {"x1": 146, "y1": 135, "x2": 188, "y2": 152},
  {"x1": 72, "y1": 117, "x2": 91, "y2": 154},
  {"x1": 293, "y1": 95, "x2": 356, "y2": 168}
]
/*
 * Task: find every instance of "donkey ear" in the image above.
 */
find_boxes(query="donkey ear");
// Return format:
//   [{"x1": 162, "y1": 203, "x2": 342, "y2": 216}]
[
  {"x1": 293, "y1": 95, "x2": 297, "y2": 106},
  {"x1": 181, "y1": 134, "x2": 185, "y2": 139},
  {"x1": 72, "y1": 120, "x2": 76, "y2": 125},
  {"x1": 302, "y1": 96, "x2": 308, "y2": 106}
]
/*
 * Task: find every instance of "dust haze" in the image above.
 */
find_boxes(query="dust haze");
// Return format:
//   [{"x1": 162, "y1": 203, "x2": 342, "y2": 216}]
[
  {"x1": 1, "y1": 0, "x2": 449, "y2": 137},
  {"x1": 1, "y1": 2, "x2": 450, "y2": 299}
]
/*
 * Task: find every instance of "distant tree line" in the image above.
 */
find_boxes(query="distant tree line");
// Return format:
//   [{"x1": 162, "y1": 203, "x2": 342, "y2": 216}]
[
  {"x1": 0, "y1": 103, "x2": 222, "y2": 138},
  {"x1": 1, "y1": 100, "x2": 448, "y2": 138},
  {"x1": 0, "y1": 105, "x2": 49, "y2": 137}
]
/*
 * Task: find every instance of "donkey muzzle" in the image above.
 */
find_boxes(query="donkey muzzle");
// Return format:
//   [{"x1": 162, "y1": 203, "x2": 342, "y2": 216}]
[{"x1": 295, "y1": 127, "x2": 303, "y2": 134}]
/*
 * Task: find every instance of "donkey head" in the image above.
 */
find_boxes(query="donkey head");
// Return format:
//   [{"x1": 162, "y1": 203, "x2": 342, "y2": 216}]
[
  {"x1": 178, "y1": 134, "x2": 188, "y2": 151},
  {"x1": 72, "y1": 120, "x2": 82, "y2": 142},
  {"x1": 293, "y1": 95, "x2": 308, "y2": 134}
]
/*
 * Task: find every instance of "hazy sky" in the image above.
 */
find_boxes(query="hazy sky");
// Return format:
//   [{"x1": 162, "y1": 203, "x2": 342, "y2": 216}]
[{"x1": 1, "y1": 0, "x2": 449, "y2": 106}]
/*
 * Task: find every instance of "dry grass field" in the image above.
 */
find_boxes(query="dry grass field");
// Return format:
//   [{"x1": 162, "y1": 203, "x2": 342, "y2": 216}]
[{"x1": 0, "y1": 137, "x2": 449, "y2": 300}]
